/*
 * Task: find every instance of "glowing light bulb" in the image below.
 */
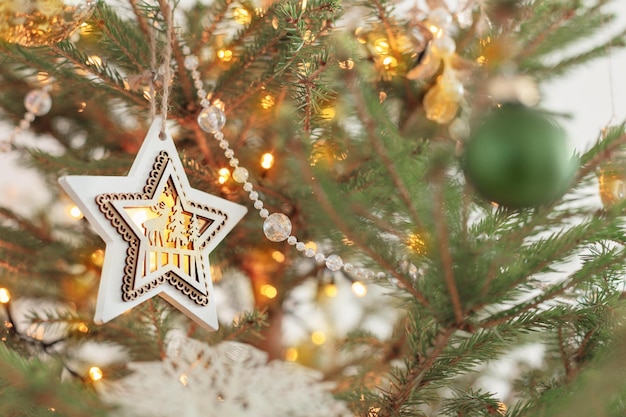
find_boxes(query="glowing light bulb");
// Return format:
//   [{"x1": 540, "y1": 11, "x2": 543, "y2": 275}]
[
  {"x1": 88, "y1": 366, "x2": 103, "y2": 381},
  {"x1": 218, "y1": 168, "x2": 231, "y2": 184},
  {"x1": 284, "y1": 347, "x2": 298, "y2": 361},
  {"x1": 260, "y1": 94, "x2": 275, "y2": 109},
  {"x1": 373, "y1": 38, "x2": 390, "y2": 55},
  {"x1": 311, "y1": 330, "x2": 326, "y2": 345},
  {"x1": 406, "y1": 233, "x2": 427, "y2": 255},
  {"x1": 69, "y1": 205, "x2": 83, "y2": 220},
  {"x1": 86, "y1": 55, "x2": 102, "y2": 66},
  {"x1": 272, "y1": 250, "x2": 285, "y2": 263},
  {"x1": 324, "y1": 283, "x2": 338, "y2": 298},
  {"x1": 0, "y1": 288, "x2": 10, "y2": 304},
  {"x1": 217, "y1": 49, "x2": 233, "y2": 62},
  {"x1": 233, "y1": 7, "x2": 252, "y2": 25},
  {"x1": 352, "y1": 281, "x2": 367, "y2": 297},
  {"x1": 338, "y1": 59, "x2": 354, "y2": 70},
  {"x1": 320, "y1": 106, "x2": 336, "y2": 120},
  {"x1": 260, "y1": 284, "x2": 277, "y2": 299},
  {"x1": 260, "y1": 152, "x2": 275, "y2": 169},
  {"x1": 382, "y1": 56, "x2": 398, "y2": 70},
  {"x1": 90, "y1": 249, "x2": 105, "y2": 267}
]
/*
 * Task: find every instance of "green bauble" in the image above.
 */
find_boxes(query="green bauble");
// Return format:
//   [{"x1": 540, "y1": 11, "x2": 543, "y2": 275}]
[{"x1": 463, "y1": 104, "x2": 578, "y2": 208}]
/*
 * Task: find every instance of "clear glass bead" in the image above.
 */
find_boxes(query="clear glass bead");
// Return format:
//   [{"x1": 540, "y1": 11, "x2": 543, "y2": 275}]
[
  {"x1": 232, "y1": 167, "x2": 249, "y2": 183},
  {"x1": 219, "y1": 140, "x2": 229, "y2": 149},
  {"x1": 19, "y1": 119, "x2": 30, "y2": 129},
  {"x1": 243, "y1": 182, "x2": 253, "y2": 192},
  {"x1": 295, "y1": 242, "x2": 306, "y2": 251},
  {"x1": 224, "y1": 149, "x2": 234, "y2": 158},
  {"x1": 259, "y1": 209, "x2": 269, "y2": 218},
  {"x1": 184, "y1": 55, "x2": 199, "y2": 70},
  {"x1": 314, "y1": 253, "x2": 325, "y2": 263},
  {"x1": 24, "y1": 89, "x2": 52, "y2": 116},
  {"x1": 343, "y1": 262, "x2": 354, "y2": 273},
  {"x1": 197, "y1": 106, "x2": 226, "y2": 133},
  {"x1": 325, "y1": 254, "x2": 343, "y2": 272},
  {"x1": 229, "y1": 158, "x2": 239, "y2": 167},
  {"x1": 376, "y1": 272, "x2": 387, "y2": 279},
  {"x1": 263, "y1": 213, "x2": 292, "y2": 242},
  {"x1": 253, "y1": 200, "x2": 263, "y2": 210},
  {"x1": 287, "y1": 236, "x2": 297, "y2": 245},
  {"x1": 249, "y1": 191, "x2": 258, "y2": 200},
  {"x1": 24, "y1": 112, "x2": 35, "y2": 122},
  {"x1": 304, "y1": 248, "x2": 315, "y2": 257}
]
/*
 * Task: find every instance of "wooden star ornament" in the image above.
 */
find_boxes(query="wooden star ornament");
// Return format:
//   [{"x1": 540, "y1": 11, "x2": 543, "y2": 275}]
[{"x1": 59, "y1": 118, "x2": 247, "y2": 330}]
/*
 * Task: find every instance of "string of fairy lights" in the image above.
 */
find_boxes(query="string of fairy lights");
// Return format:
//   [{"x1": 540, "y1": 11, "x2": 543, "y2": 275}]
[{"x1": 0, "y1": 2, "x2": 494, "y2": 377}]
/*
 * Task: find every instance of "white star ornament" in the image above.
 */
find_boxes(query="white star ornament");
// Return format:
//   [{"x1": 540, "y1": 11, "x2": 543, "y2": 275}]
[{"x1": 59, "y1": 118, "x2": 247, "y2": 330}]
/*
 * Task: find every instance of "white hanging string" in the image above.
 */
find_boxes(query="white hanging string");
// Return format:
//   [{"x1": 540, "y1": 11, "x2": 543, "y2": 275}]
[{"x1": 158, "y1": 0, "x2": 174, "y2": 139}]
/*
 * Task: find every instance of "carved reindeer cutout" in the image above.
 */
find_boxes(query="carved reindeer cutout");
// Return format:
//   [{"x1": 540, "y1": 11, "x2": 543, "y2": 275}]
[{"x1": 143, "y1": 201, "x2": 171, "y2": 246}]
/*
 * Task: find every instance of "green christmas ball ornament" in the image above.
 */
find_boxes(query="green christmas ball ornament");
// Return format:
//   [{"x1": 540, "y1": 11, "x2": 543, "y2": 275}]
[{"x1": 463, "y1": 104, "x2": 579, "y2": 208}]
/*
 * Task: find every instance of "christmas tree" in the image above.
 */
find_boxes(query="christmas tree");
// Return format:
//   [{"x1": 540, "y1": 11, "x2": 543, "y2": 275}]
[{"x1": 1, "y1": 0, "x2": 626, "y2": 416}]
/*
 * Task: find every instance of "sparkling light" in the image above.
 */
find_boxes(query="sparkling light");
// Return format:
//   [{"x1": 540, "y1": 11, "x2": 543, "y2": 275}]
[
  {"x1": 324, "y1": 283, "x2": 338, "y2": 298},
  {"x1": 77, "y1": 323, "x2": 89, "y2": 333},
  {"x1": 260, "y1": 284, "x2": 277, "y2": 299},
  {"x1": 373, "y1": 38, "x2": 390, "y2": 55},
  {"x1": 382, "y1": 56, "x2": 398, "y2": 70},
  {"x1": 218, "y1": 168, "x2": 231, "y2": 184},
  {"x1": 406, "y1": 233, "x2": 427, "y2": 254},
  {"x1": 338, "y1": 59, "x2": 354, "y2": 70},
  {"x1": 0, "y1": 288, "x2": 10, "y2": 304},
  {"x1": 284, "y1": 347, "x2": 298, "y2": 362},
  {"x1": 88, "y1": 366, "x2": 103, "y2": 381},
  {"x1": 217, "y1": 49, "x2": 233, "y2": 62},
  {"x1": 351, "y1": 281, "x2": 367, "y2": 297},
  {"x1": 260, "y1": 152, "x2": 275, "y2": 169},
  {"x1": 86, "y1": 55, "x2": 102, "y2": 67},
  {"x1": 233, "y1": 7, "x2": 252, "y2": 25},
  {"x1": 91, "y1": 249, "x2": 105, "y2": 267},
  {"x1": 320, "y1": 106, "x2": 336, "y2": 120},
  {"x1": 260, "y1": 94, "x2": 276, "y2": 110},
  {"x1": 272, "y1": 251, "x2": 285, "y2": 263},
  {"x1": 311, "y1": 330, "x2": 326, "y2": 345},
  {"x1": 69, "y1": 205, "x2": 83, "y2": 219}
]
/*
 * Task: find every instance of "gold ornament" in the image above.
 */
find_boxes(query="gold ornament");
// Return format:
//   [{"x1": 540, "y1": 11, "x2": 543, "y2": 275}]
[
  {"x1": 0, "y1": 0, "x2": 96, "y2": 47},
  {"x1": 423, "y1": 81, "x2": 459, "y2": 124},
  {"x1": 598, "y1": 163, "x2": 626, "y2": 207}
]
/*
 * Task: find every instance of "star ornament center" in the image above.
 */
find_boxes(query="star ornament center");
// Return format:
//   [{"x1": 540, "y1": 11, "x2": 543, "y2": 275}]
[{"x1": 59, "y1": 119, "x2": 247, "y2": 330}]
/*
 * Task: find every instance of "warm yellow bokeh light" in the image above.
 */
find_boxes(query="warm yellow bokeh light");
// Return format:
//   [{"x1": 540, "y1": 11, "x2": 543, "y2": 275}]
[
  {"x1": 69, "y1": 205, "x2": 83, "y2": 219},
  {"x1": 324, "y1": 283, "x2": 338, "y2": 298},
  {"x1": 272, "y1": 251, "x2": 285, "y2": 263},
  {"x1": 320, "y1": 106, "x2": 336, "y2": 120},
  {"x1": 233, "y1": 7, "x2": 252, "y2": 25},
  {"x1": 311, "y1": 330, "x2": 326, "y2": 345},
  {"x1": 0, "y1": 288, "x2": 10, "y2": 304},
  {"x1": 260, "y1": 152, "x2": 275, "y2": 169},
  {"x1": 218, "y1": 168, "x2": 231, "y2": 184},
  {"x1": 88, "y1": 366, "x2": 103, "y2": 381},
  {"x1": 260, "y1": 94, "x2": 275, "y2": 110},
  {"x1": 86, "y1": 55, "x2": 102, "y2": 66},
  {"x1": 373, "y1": 38, "x2": 390, "y2": 55},
  {"x1": 284, "y1": 347, "x2": 298, "y2": 362},
  {"x1": 90, "y1": 249, "x2": 105, "y2": 267},
  {"x1": 352, "y1": 281, "x2": 367, "y2": 297},
  {"x1": 77, "y1": 322, "x2": 89, "y2": 333},
  {"x1": 260, "y1": 284, "x2": 277, "y2": 299},
  {"x1": 382, "y1": 55, "x2": 398, "y2": 70},
  {"x1": 406, "y1": 233, "x2": 427, "y2": 255},
  {"x1": 217, "y1": 49, "x2": 233, "y2": 62}
]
